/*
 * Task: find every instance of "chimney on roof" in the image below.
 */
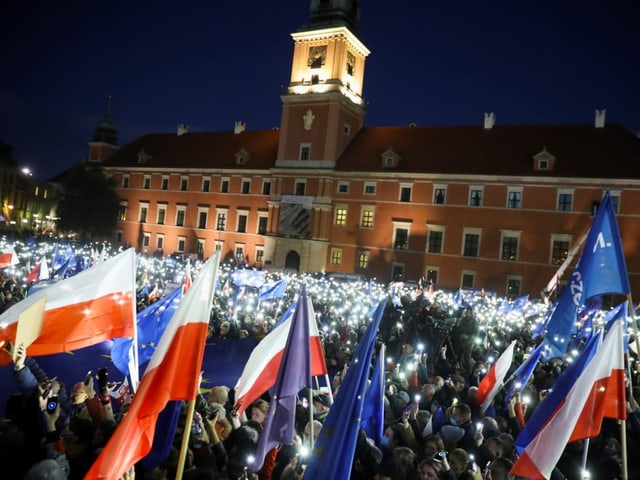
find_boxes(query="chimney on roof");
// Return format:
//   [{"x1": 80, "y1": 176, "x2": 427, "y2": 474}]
[
  {"x1": 177, "y1": 123, "x2": 189, "y2": 136},
  {"x1": 595, "y1": 109, "x2": 606, "y2": 128},
  {"x1": 234, "y1": 121, "x2": 246, "y2": 134},
  {"x1": 484, "y1": 112, "x2": 495, "y2": 130}
]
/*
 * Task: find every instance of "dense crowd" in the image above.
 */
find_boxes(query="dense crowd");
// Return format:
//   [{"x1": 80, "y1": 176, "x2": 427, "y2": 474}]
[{"x1": 1, "y1": 238, "x2": 640, "y2": 479}]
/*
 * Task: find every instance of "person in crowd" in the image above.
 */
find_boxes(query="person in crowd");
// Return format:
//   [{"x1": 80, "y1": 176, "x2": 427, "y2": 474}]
[
  {"x1": 311, "y1": 394, "x2": 331, "y2": 424},
  {"x1": 419, "y1": 457, "x2": 456, "y2": 480}
]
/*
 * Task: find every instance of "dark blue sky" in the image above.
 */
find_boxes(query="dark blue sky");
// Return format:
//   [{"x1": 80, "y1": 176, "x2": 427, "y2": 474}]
[{"x1": 1, "y1": 1, "x2": 638, "y2": 180}]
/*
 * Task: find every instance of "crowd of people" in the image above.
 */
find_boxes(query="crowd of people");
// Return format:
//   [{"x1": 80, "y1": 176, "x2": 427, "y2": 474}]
[{"x1": 1, "y1": 239, "x2": 640, "y2": 479}]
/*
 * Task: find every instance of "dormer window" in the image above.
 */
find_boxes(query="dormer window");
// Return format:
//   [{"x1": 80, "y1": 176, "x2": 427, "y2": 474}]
[
  {"x1": 532, "y1": 147, "x2": 556, "y2": 172},
  {"x1": 235, "y1": 147, "x2": 249, "y2": 166},
  {"x1": 380, "y1": 147, "x2": 401, "y2": 168}
]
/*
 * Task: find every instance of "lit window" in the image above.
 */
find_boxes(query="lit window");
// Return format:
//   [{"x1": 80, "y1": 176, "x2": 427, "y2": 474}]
[
  {"x1": 335, "y1": 208, "x2": 347, "y2": 226},
  {"x1": 331, "y1": 249, "x2": 342, "y2": 265}
]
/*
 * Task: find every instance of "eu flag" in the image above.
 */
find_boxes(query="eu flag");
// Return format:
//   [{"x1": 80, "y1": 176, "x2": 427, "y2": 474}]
[
  {"x1": 303, "y1": 298, "x2": 386, "y2": 479},
  {"x1": 111, "y1": 287, "x2": 183, "y2": 376}
]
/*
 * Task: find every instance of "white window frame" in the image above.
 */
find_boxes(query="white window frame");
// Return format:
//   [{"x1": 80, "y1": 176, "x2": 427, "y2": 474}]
[
  {"x1": 220, "y1": 177, "x2": 230, "y2": 193},
  {"x1": 433, "y1": 184, "x2": 447, "y2": 204},
  {"x1": 337, "y1": 181, "x2": 350, "y2": 193},
  {"x1": 469, "y1": 185, "x2": 484, "y2": 207},
  {"x1": 299, "y1": 143, "x2": 311, "y2": 161},
  {"x1": 330, "y1": 248, "x2": 343, "y2": 266},
  {"x1": 236, "y1": 209, "x2": 249, "y2": 233},
  {"x1": 507, "y1": 186, "x2": 523, "y2": 209},
  {"x1": 461, "y1": 227, "x2": 482, "y2": 257},
  {"x1": 202, "y1": 176, "x2": 211, "y2": 192},
  {"x1": 461, "y1": 270, "x2": 476, "y2": 289},
  {"x1": 255, "y1": 246, "x2": 265, "y2": 264},
  {"x1": 556, "y1": 188, "x2": 575, "y2": 212},
  {"x1": 156, "y1": 234, "x2": 164, "y2": 250},
  {"x1": 334, "y1": 205, "x2": 348, "y2": 226},
  {"x1": 139, "y1": 202, "x2": 149, "y2": 222},
  {"x1": 392, "y1": 220, "x2": 412, "y2": 250},
  {"x1": 175, "y1": 206, "x2": 186, "y2": 227},
  {"x1": 360, "y1": 205, "x2": 375, "y2": 228},
  {"x1": 257, "y1": 211, "x2": 268, "y2": 234},
  {"x1": 364, "y1": 182, "x2": 377, "y2": 195},
  {"x1": 241, "y1": 178, "x2": 252, "y2": 194},
  {"x1": 506, "y1": 275, "x2": 523, "y2": 297},
  {"x1": 426, "y1": 224, "x2": 445, "y2": 254},
  {"x1": 391, "y1": 262, "x2": 405, "y2": 281},
  {"x1": 177, "y1": 236, "x2": 186, "y2": 252},
  {"x1": 500, "y1": 229, "x2": 521, "y2": 261},
  {"x1": 180, "y1": 176, "x2": 189, "y2": 191},
  {"x1": 550, "y1": 233, "x2": 573, "y2": 265},
  {"x1": 161, "y1": 175, "x2": 169, "y2": 190},
  {"x1": 294, "y1": 178, "x2": 307, "y2": 196},
  {"x1": 197, "y1": 206, "x2": 209, "y2": 229},
  {"x1": 216, "y1": 207, "x2": 229, "y2": 231},
  {"x1": 399, "y1": 183, "x2": 412, "y2": 202},
  {"x1": 156, "y1": 205, "x2": 167, "y2": 225}
]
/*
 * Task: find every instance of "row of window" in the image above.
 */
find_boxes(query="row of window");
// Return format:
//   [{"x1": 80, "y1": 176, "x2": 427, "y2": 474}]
[
  {"x1": 126, "y1": 203, "x2": 268, "y2": 234},
  {"x1": 331, "y1": 224, "x2": 570, "y2": 266},
  {"x1": 325, "y1": 251, "x2": 524, "y2": 296},
  {"x1": 122, "y1": 174, "x2": 272, "y2": 196},
  {"x1": 120, "y1": 230, "x2": 266, "y2": 265},
  {"x1": 121, "y1": 170, "x2": 619, "y2": 212}
]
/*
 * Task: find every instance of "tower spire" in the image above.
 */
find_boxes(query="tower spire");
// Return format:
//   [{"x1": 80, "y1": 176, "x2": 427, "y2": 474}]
[
  {"x1": 92, "y1": 92, "x2": 118, "y2": 145},
  {"x1": 302, "y1": 0, "x2": 361, "y2": 33}
]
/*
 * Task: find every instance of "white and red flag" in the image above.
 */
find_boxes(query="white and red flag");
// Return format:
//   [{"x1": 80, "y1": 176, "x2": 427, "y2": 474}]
[
  {"x1": 511, "y1": 318, "x2": 625, "y2": 479},
  {"x1": 27, "y1": 255, "x2": 50, "y2": 284},
  {"x1": 0, "y1": 246, "x2": 19, "y2": 269},
  {"x1": 85, "y1": 251, "x2": 219, "y2": 479},
  {"x1": 233, "y1": 295, "x2": 328, "y2": 416},
  {"x1": 0, "y1": 248, "x2": 136, "y2": 360},
  {"x1": 476, "y1": 340, "x2": 516, "y2": 413}
]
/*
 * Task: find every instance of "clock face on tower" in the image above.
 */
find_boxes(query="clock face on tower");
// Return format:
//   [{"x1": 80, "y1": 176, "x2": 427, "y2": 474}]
[{"x1": 308, "y1": 45, "x2": 327, "y2": 68}]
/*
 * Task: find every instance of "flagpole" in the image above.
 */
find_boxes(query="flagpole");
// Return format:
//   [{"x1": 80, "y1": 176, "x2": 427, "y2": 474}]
[
  {"x1": 541, "y1": 231, "x2": 588, "y2": 300},
  {"x1": 176, "y1": 399, "x2": 196, "y2": 480},
  {"x1": 621, "y1": 294, "x2": 636, "y2": 480},
  {"x1": 130, "y1": 249, "x2": 140, "y2": 391},
  {"x1": 581, "y1": 438, "x2": 589, "y2": 479},
  {"x1": 627, "y1": 293, "x2": 640, "y2": 389}
]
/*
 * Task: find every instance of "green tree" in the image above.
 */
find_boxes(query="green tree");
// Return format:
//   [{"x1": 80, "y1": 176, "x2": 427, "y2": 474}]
[{"x1": 56, "y1": 164, "x2": 120, "y2": 240}]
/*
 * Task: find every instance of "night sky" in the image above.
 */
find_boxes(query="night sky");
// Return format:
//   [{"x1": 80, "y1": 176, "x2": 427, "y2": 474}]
[{"x1": 1, "y1": 1, "x2": 638, "y2": 180}]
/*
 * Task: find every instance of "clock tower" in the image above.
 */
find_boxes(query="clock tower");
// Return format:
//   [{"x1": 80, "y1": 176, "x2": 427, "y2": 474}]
[{"x1": 276, "y1": 0, "x2": 369, "y2": 168}]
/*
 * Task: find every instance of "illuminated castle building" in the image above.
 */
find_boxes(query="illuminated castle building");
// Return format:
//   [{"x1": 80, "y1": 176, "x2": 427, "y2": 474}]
[{"x1": 92, "y1": 0, "x2": 640, "y2": 296}]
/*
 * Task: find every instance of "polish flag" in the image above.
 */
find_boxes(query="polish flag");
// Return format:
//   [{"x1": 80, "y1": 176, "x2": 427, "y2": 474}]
[
  {"x1": 85, "y1": 252, "x2": 219, "y2": 480},
  {"x1": 27, "y1": 255, "x2": 50, "y2": 284},
  {"x1": 476, "y1": 340, "x2": 516, "y2": 413},
  {"x1": 0, "y1": 246, "x2": 19, "y2": 269},
  {"x1": 234, "y1": 293, "x2": 328, "y2": 416},
  {"x1": 0, "y1": 248, "x2": 136, "y2": 359},
  {"x1": 511, "y1": 318, "x2": 625, "y2": 479}
]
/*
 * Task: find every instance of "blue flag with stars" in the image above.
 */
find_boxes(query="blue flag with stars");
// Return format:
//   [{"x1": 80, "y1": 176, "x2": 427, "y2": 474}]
[
  {"x1": 111, "y1": 287, "x2": 183, "y2": 376},
  {"x1": 304, "y1": 298, "x2": 386, "y2": 479}
]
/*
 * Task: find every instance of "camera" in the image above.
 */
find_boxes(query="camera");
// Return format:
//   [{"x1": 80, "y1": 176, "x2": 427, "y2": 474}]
[
  {"x1": 437, "y1": 450, "x2": 448, "y2": 458},
  {"x1": 46, "y1": 396, "x2": 58, "y2": 414}
]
